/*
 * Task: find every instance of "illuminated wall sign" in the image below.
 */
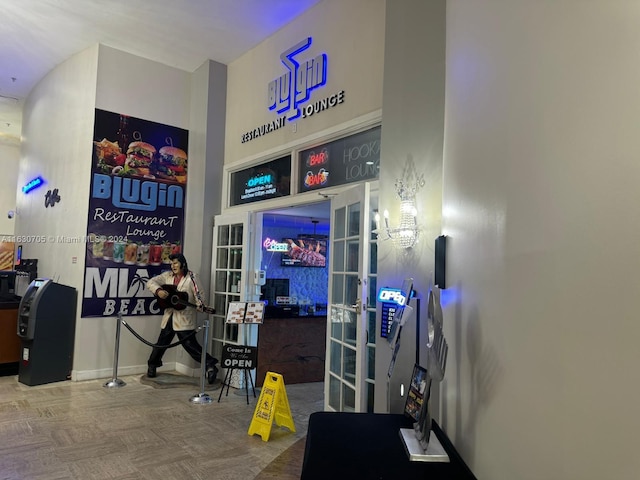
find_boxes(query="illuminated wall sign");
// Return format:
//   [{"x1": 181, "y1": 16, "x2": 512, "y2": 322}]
[
  {"x1": 230, "y1": 155, "x2": 291, "y2": 206},
  {"x1": 378, "y1": 287, "x2": 407, "y2": 306},
  {"x1": 22, "y1": 176, "x2": 44, "y2": 194},
  {"x1": 241, "y1": 37, "x2": 345, "y2": 144},
  {"x1": 269, "y1": 37, "x2": 327, "y2": 120},
  {"x1": 298, "y1": 125, "x2": 380, "y2": 192},
  {"x1": 263, "y1": 237, "x2": 289, "y2": 252}
]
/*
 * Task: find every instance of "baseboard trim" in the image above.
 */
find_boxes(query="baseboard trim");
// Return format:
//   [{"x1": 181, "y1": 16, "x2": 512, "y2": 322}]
[{"x1": 70, "y1": 362, "x2": 203, "y2": 382}]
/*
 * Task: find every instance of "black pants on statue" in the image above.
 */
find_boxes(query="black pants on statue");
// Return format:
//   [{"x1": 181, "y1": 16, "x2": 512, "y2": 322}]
[{"x1": 147, "y1": 316, "x2": 218, "y2": 370}]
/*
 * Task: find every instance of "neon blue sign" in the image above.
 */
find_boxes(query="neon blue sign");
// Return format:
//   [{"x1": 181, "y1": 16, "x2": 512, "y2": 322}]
[
  {"x1": 378, "y1": 288, "x2": 407, "y2": 306},
  {"x1": 268, "y1": 37, "x2": 327, "y2": 121},
  {"x1": 22, "y1": 176, "x2": 44, "y2": 194},
  {"x1": 247, "y1": 173, "x2": 273, "y2": 187}
]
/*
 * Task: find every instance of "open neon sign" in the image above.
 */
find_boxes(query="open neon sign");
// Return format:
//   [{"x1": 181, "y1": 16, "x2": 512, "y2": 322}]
[
  {"x1": 378, "y1": 287, "x2": 407, "y2": 306},
  {"x1": 263, "y1": 237, "x2": 289, "y2": 252},
  {"x1": 247, "y1": 173, "x2": 273, "y2": 187}
]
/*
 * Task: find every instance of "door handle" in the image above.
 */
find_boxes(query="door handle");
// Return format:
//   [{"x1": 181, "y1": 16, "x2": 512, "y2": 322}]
[{"x1": 351, "y1": 298, "x2": 362, "y2": 312}]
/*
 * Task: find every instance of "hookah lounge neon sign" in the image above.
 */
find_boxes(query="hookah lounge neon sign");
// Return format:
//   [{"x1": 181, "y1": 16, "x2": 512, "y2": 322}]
[{"x1": 241, "y1": 37, "x2": 345, "y2": 144}]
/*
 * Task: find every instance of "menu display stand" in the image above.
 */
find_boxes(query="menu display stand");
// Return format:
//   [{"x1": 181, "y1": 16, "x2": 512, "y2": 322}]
[
  {"x1": 399, "y1": 288, "x2": 450, "y2": 462},
  {"x1": 399, "y1": 427, "x2": 449, "y2": 462},
  {"x1": 218, "y1": 302, "x2": 264, "y2": 404}
]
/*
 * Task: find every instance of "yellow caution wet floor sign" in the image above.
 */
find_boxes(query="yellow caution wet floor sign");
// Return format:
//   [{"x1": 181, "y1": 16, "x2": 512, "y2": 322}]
[{"x1": 248, "y1": 371, "x2": 295, "y2": 441}]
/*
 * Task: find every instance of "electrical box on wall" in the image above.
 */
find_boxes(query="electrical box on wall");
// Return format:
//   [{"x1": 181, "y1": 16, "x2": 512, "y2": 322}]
[
  {"x1": 253, "y1": 270, "x2": 266, "y2": 286},
  {"x1": 435, "y1": 235, "x2": 446, "y2": 289}
]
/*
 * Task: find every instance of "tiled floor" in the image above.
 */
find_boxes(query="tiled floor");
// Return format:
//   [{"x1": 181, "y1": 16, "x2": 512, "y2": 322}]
[{"x1": 0, "y1": 373, "x2": 324, "y2": 480}]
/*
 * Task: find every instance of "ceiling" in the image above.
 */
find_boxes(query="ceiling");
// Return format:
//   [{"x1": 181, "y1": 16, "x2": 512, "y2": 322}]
[
  {"x1": 266, "y1": 201, "x2": 331, "y2": 224},
  {"x1": 0, "y1": 0, "x2": 322, "y2": 146}
]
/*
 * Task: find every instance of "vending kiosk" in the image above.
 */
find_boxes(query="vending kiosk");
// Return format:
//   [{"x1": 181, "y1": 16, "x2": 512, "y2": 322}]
[{"x1": 17, "y1": 278, "x2": 77, "y2": 386}]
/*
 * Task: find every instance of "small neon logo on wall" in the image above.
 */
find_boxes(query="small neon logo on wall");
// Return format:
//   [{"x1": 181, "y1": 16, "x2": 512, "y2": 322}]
[
  {"x1": 268, "y1": 37, "x2": 327, "y2": 121},
  {"x1": 22, "y1": 176, "x2": 45, "y2": 194}
]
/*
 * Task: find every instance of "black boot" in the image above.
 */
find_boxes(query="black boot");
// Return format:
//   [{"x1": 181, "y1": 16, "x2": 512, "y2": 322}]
[
  {"x1": 207, "y1": 366, "x2": 219, "y2": 384},
  {"x1": 147, "y1": 365, "x2": 157, "y2": 378}
]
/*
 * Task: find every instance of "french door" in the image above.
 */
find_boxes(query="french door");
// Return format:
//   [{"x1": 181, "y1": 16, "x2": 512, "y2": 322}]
[
  {"x1": 210, "y1": 213, "x2": 257, "y2": 387},
  {"x1": 325, "y1": 182, "x2": 378, "y2": 412}
]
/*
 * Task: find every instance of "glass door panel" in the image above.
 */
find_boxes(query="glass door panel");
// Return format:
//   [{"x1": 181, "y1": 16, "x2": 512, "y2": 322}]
[
  {"x1": 211, "y1": 213, "x2": 251, "y2": 388},
  {"x1": 365, "y1": 192, "x2": 378, "y2": 412},
  {"x1": 325, "y1": 183, "x2": 373, "y2": 412}
]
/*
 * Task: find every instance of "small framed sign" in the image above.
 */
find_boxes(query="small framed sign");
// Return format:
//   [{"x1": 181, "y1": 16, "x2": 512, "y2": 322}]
[
  {"x1": 221, "y1": 345, "x2": 257, "y2": 370},
  {"x1": 225, "y1": 302, "x2": 266, "y2": 324}
]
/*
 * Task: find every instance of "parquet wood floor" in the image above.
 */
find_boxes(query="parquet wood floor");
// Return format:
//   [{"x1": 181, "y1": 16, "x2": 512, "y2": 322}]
[{"x1": 0, "y1": 374, "x2": 323, "y2": 480}]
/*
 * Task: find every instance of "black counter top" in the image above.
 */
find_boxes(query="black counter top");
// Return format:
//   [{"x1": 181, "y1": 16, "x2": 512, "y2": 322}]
[
  {"x1": 264, "y1": 304, "x2": 327, "y2": 319},
  {"x1": 0, "y1": 298, "x2": 20, "y2": 309}
]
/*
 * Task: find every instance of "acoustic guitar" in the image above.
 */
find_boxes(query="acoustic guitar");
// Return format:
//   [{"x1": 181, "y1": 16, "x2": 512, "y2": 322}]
[{"x1": 156, "y1": 284, "x2": 215, "y2": 314}]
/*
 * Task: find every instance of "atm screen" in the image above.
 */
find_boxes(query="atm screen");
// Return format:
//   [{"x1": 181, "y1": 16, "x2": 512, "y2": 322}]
[{"x1": 34, "y1": 280, "x2": 45, "y2": 288}]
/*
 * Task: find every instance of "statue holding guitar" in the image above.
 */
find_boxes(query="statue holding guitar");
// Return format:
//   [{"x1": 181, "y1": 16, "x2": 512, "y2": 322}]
[
  {"x1": 146, "y1": 253, "x2": 219, "y2": 383},
  {"x1": 156, "y1": 284, "x2": 215, "y2": 314}
]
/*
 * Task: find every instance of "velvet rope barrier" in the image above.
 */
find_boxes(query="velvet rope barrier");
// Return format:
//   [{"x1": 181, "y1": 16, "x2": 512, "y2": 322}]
[{"x1": 120, "y1": 319, "x2": 202, "y2": 349}]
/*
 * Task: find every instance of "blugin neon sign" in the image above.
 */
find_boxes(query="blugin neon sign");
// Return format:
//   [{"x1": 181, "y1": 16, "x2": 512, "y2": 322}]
[
  {"x1": 241, "y1": 37, "x2": 344, "y2": 144},
  {"x1": 268, "y1": 37, "x2": 327, "y2": 121}
]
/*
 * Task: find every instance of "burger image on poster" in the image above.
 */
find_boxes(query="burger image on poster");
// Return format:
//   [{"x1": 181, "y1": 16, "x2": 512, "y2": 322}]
[
  {"x1": 126, "y1": 141, "x2": 156, "y2": 177},
  {"x1": 157, "y1": 146, "x2": 188, "y2": 184}
]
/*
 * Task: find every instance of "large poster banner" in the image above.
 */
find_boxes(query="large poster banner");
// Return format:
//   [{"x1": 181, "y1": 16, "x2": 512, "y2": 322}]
[{"x1": 82, "y1": 109, "x2": 188, "y2": 317}]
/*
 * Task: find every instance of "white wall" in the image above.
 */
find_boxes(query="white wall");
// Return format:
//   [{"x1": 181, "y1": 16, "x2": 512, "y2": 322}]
[
  {"x1": 225, "y1": 0, "x2": 385, "y2": 166},
  {"x1": 375, "y1": 0, "x2": 446, "y2": 415},
  {"x1": 16, "y1": 45, "x2": 222, "y2": 380},
  {"x1": 379, "y1": 1, "x2": 640, "y2": 478},
  {"x1": 439, "y1": 1, "x2": 640, "y2": 479},
  {"x1": 186, "y1": 59, "x2": 227, "y2": 298},
  {"x1": 88, "y1": 46, "x2": 193, "y2": 376},
  {"x1": 16, "y1": 44, "x2": 98, "y2": 295},
  {"x1": 0, "y1": 143, "x2": 20, "y2": 235},
  {"x1": 95, "y1": 46, "x2": 191, "y2": 130}
]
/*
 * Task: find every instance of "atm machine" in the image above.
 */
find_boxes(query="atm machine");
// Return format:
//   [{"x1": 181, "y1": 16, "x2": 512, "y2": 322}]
[{"x1": 17, "y1": 278, "x2": 77, "y2": 386}]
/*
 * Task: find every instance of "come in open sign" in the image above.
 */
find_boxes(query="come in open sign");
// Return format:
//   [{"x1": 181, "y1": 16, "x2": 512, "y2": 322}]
[{"x1": 221, "y1": 345, "x2": 257, "y2": 370}]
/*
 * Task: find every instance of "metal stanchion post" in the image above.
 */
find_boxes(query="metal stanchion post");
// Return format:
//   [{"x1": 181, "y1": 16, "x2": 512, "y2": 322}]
[
  {"x1": 190, "y1": 317, "x2": 213, "y2": 404},
  {"x1": 104, "y1": 313, "x2": 126, "y2": 388}
]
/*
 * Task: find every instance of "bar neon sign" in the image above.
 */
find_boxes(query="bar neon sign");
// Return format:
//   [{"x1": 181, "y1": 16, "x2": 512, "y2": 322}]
[{"x1": 23, "y1": 176, "x2": 44, "y2": 193}]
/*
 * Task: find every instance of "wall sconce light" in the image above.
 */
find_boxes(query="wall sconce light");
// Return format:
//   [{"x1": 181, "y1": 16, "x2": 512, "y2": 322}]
[{"x1": 375, "y1": 177, "x2": 423, "y2": 249}]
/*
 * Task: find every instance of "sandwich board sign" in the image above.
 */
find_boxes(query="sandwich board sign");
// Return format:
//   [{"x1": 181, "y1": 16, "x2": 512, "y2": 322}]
[{"x1": 248, "y1": 371, "x2": 295, "y2": 441}]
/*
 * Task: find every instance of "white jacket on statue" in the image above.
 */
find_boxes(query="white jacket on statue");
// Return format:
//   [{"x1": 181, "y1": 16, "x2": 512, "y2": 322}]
[{"x1": 146, "y1": 270, "x2": 203, "y2": 331}]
